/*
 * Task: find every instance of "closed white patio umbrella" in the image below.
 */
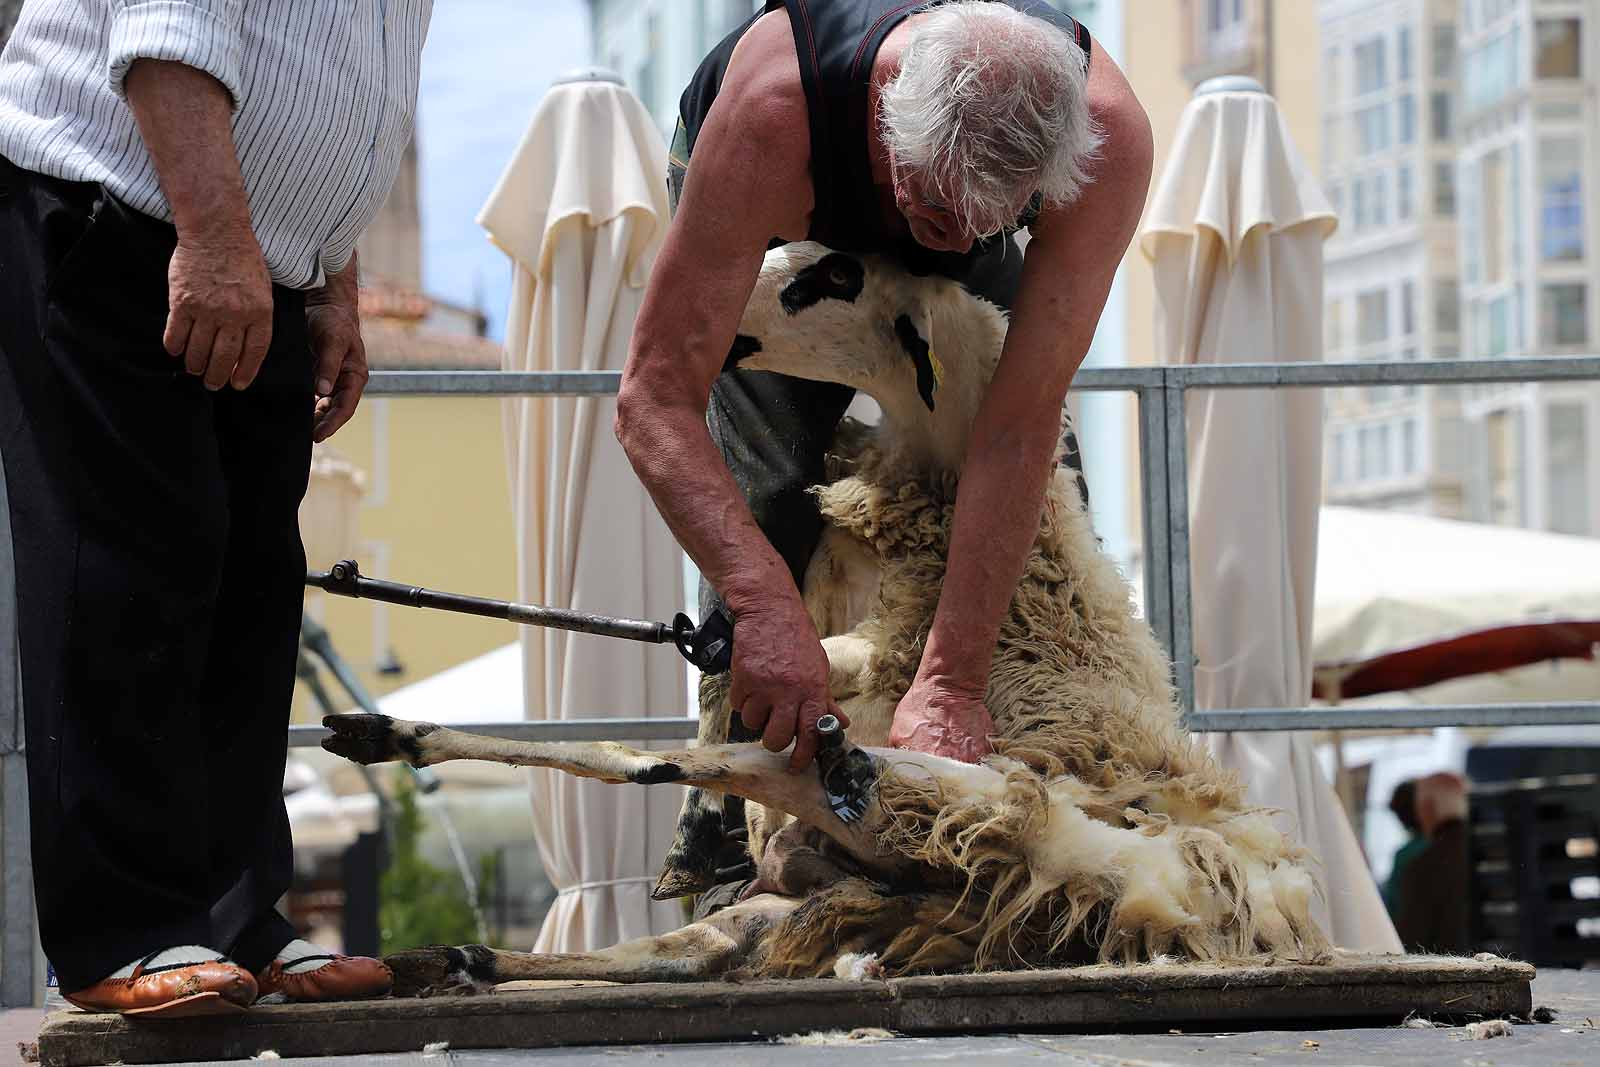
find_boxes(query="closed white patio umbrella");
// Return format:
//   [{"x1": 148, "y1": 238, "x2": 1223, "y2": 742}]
[
  {"x1": 478, "y1": 70, "x2": 685, "y2": 952},
  {"x1": 1141, "y1": 78, "x2": 1400, "y2": 954}
]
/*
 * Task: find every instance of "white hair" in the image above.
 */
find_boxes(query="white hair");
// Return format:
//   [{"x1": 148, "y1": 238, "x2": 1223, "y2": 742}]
[{"x1": 879, "y1": 1, "x2": 1102, "y2": 238}]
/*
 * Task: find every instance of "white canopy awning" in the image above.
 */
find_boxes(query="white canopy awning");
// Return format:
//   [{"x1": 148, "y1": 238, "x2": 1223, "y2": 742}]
[{"x1": 1314, "y1": 505, "x2": 1600, "y2": 661}]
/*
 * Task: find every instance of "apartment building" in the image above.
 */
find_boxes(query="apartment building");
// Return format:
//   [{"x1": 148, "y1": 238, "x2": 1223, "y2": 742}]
[
  {"x1": 1320, "y1": 0, "x2": 1466, "y2": 517},
  {"x1": 1321, "y1": 0, "x2": 1599, "y2": 535},
  {"x1": 1452, "y1": 0, "x2": 1598, "y2": 534}
]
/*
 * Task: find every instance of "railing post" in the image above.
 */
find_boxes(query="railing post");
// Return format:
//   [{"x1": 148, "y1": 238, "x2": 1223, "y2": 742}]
[
  {"x1": 0, "y1": 460, "x2": 36, "y2": 1008},
  {"x1": 1163, "y1": 383, "x2": 1196, "y2": 722},
  {"x1": 1137, "y1": 380, "x2": 1175, "y2": 666}
]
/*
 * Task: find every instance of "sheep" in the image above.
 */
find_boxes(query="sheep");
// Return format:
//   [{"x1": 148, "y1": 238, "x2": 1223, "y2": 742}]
[{"x1": 322, "y1": 243, "x2": 1330, "y2": 993}]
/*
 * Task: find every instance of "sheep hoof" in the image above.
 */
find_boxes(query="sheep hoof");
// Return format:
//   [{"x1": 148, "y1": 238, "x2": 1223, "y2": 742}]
[
  {"x1": 384, "y1": 945, "x2": 493, "y2": 998},
  {"x1": 321, "y1": 713, "x2": 434, "y2": 767},
  {"x1": 651, "y1": 862, "x2": 716, "y2": 901}
]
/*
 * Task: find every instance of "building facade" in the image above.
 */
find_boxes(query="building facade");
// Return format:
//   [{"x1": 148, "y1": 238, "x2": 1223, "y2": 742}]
[
  {"x1": 1452, "y1": 0, "x2": 1598, "y2": 534},
  {"x1": 1120, "y1": 0, "x2": 1326, "y2": 561},
  {"x1": 1320, "y1": 0, "x2": 1466, "y2": 517},
  {"x1": 1320, "y1": 0, "x2": 1600, "y2": 535}
]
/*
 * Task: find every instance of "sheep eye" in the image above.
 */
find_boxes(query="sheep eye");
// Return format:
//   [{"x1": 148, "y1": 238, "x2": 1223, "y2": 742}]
[{"x1": 779, "y1": 253, "x2": 865, "y2": 315}]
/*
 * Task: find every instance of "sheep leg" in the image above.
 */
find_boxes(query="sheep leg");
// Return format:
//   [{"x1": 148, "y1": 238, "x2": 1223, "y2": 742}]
[
  {"x1": 321, "y1": 713, "x2": 891, "y2": 872},
  {"x1": 652, "y1": 633, "x2": 877, "y2": 901},
  {"x1": 386, "y1": 894, "x2": 798, "y2": 994},
  {"x1": 652, "y1": 674, "x2": 747, "y2": 900}
]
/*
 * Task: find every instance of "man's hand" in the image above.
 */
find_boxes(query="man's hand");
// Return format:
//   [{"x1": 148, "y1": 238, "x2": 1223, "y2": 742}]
[
  {"x1": 306, "y1": 261, "x2": 368, "y2": 441},
  {"x1": 728, "y1": 601, "x2": 847, "y2": 771},
  {"x1": 164, "y1": 222, "x2": 274, "y2": 391},
  {"x1": 888, "y1": 676, "x2": 994, "y2": 764},
  {"x1": 124, "y1": 58, "x2": 276, "y2": 392}
]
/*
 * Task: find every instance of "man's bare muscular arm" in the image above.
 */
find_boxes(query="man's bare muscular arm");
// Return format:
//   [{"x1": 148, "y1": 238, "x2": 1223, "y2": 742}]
[
  {"x1": 615, "y1": 15, "x2": 841, "y2": 769},
  {"x1": 889, "y1": 46, "x2": 1156, "y2": 760}
]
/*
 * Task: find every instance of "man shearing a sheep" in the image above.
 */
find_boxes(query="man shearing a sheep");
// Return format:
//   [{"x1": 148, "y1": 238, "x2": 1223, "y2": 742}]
[{"x1": 616, "y1": 0, "x2": 1152, "y2": 780}]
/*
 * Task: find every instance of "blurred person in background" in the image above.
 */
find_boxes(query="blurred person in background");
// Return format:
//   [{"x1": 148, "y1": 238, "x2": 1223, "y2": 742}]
[
  {"x1": 1381, "y1": 779, "x2": 1426, "y2": 918},
  {"x1": 1393, "y1": 772, "x2": 1472, "y2": 954}
]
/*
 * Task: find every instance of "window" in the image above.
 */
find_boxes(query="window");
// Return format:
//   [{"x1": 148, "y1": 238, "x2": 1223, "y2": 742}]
[
  {"x1": 1330, "y1": 429, "x2": 1348, "y2": 484},
  {"x1": 1325, "y1": 47, "x2": 1343, "y2": 106},
  {"x1": 1402, "y1": 419, "x2": 1419, "y2": 474},
  {"x1": 1356, "y1": 104, "x2": 1391, "y2": 155},
  {"x1": 1465, "y1": 28, "x2": 1521, "y2": 112},
  {"x1": 1352, "y1": 177, "x2": 1368, "y2": 229},
  {"x1": 635, "y1": 13, "x2": 661, "y2": 117},
  {"x1": 1540, "y1": 138, "x2": 1585, "y2": 262},
  {"x1": 1397, "y1": 93, "x2": 1416, "y2": 144},
  {"x1": 1431, "y1": 91, "x2": 1453, "y2": 139},
  {"x1": 717, "y1": 0, "x2": 755, "y2": 36},
  {"x1": 1398, "y1": 164, "x2": 1414, "y2": 220},
  {"x1": 1547, "y1": 405, "x2": 1591, "y2": 535},
  {"x1": 1327, "y1": 180, "x2": 1344, "y2": 222},
  {"x1": 1432, "y1": 23, "x2": 1457, "y2": 79},
  {"x1": 1357, "y1": 425, "x2": 1375, "y2": 479},
  {"x1": 1487, "y1": 295, "x2": 1509, "y2": 357},
  {"x1": 1355, "y1": 37, "x2": 1388, "y2": 95},
  {"x1": 1204, "y1": 0, "x2": 1247, "y2": 54},
  {"x1": 1371, "y1": 171, "x2": 1388, "y2": 226},
  {"x1": 1327, "y1": 297, "x2": 1346, "y2": 355},
  {"x1": 1402, "y1": 281, "x2": 1417, "y2": 336},
  {"x1": 1541, "y1": 284, "x2": 1588, "y2": 346},
  {"x1": 1536, "y1": 18, "x2": 1582, "y2": 79},
  {"x1": 1435, "y1": 160, "x2": 1456, "y2": 215},
  {"x1": 1399, "y1": 26, "x2": 1414, "y2": 82},
  {"x1": 1435, "y1": 280, "x2": 1460, "y2": 336},
  {"x1": 1375, "y1": 424, "x2": 1393, "y2": 477},
  {"x1": 1358, "y1": 289, "x2": 1390, "y2": 346}
]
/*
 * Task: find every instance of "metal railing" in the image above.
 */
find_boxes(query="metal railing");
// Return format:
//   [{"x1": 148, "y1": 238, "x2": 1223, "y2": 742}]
[
  {"x1": 287, "y1": 354, "x2": 1600, "y2": 747},
  {"x1": 8, "y1": 355, "x2": 1600, "y2": 1006}
]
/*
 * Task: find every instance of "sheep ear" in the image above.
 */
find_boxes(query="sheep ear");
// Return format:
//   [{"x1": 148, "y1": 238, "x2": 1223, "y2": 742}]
[{"x1": 894, "y1": 309, "x2": 940, "y2": 412}]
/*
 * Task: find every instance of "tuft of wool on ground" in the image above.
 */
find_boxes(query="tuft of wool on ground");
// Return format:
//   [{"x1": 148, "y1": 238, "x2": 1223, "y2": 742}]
[{"x1": 776, "y1": 1028, "x2": 896, "y2": 1046}]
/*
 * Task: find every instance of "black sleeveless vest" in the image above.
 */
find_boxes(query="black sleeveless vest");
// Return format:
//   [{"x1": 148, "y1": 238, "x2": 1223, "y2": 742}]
[{"x1": 672, "y1": 0, "x2": 1091, "y2": 288}]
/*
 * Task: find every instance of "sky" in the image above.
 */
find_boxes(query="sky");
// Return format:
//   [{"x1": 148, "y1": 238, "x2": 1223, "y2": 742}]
[{"x1": 416, "y1": 0, "x2": 591, "y2": 340}]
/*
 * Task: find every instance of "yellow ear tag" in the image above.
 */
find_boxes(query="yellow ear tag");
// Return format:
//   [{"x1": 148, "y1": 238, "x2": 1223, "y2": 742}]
[{"x1": 929, "y1": 348, "x2": 945, "y2": 390}]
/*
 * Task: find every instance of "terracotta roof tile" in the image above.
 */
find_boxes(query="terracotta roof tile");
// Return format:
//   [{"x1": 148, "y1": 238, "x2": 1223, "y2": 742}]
[{"x1": 361, "y1": 318, "x2": 502, "y2": 370}]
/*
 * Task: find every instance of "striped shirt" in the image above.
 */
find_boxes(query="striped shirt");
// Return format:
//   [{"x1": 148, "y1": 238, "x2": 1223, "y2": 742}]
[{"x1": 0, "y1": 0, "x2": 433, "y2": 289}]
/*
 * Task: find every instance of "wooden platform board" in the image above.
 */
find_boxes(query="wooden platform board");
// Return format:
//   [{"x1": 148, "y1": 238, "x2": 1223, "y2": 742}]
[{"x1": 34, "y1": 953, "x2": 1535, "y2": 1066}]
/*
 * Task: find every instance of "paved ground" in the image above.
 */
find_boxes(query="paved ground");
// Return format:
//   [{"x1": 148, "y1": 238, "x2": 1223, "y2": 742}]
[
  {"x1": 9, "y1": 971, "x2": 1597, "y2": 1066},
  {"x1": 5, "y1": 1006, "x2": 42, "y2": 1065}
]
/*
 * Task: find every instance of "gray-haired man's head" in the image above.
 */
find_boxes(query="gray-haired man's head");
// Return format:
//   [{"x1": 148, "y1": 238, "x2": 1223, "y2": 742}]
[{"x1": 880, "y1": 1, "x2": 1101, "y2": 251}]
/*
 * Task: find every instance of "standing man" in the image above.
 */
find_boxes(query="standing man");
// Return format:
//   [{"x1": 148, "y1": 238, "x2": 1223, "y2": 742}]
[
  {"x1": 616, "y1": 1, "x2": 1152, "y2": 769},
  {"x1": 0, "y1": 1, "x2": 430, "y2": 1016}
]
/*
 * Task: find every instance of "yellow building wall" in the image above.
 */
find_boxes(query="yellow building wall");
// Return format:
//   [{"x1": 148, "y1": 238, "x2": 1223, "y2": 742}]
[
  {"x1": 296, "y1": 395, "x2": 519, "y2": 720},
  {"x1": 1119, "y1": 1, "x2": 1192, "y2": 556}
]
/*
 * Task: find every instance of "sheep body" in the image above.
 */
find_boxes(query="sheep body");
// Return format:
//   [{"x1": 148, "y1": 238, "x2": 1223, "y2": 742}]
[{"x1": 675, "y1": 243, "x2": 1329, "y2": 972}]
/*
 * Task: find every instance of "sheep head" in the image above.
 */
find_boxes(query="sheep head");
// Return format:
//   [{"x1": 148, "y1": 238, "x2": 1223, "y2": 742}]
[
  {"x1": 727, "y1": 243, "x2": 945, "y2": 412},
  {"x1": 725, "y1": 242, "x2": 1013, "y2": 477}
]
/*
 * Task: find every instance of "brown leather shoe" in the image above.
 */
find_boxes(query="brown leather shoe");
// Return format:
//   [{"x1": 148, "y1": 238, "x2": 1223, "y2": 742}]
[
  {"x1": 256, "y1": 954, "x2": 393, "y2": 1002},
  {"x1": 64, "y1": 954, "x2": 257, "y2": 1018}
]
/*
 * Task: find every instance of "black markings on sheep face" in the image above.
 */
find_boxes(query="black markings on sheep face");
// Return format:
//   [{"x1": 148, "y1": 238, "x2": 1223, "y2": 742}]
[
  {"x1": 779, "y1": 253, "x2": 865, "y2": 315},
  {"x1": 894, "y1": 314, "x2": 938, "y2": 412},
  {"x1": 723, "y1": 334, "x2": 762, "y2": 372}
]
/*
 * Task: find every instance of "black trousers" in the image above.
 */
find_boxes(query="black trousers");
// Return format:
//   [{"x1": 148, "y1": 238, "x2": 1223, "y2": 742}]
[{"x1": 0, "y1": 156, "x2": 312, "y2": 991}]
